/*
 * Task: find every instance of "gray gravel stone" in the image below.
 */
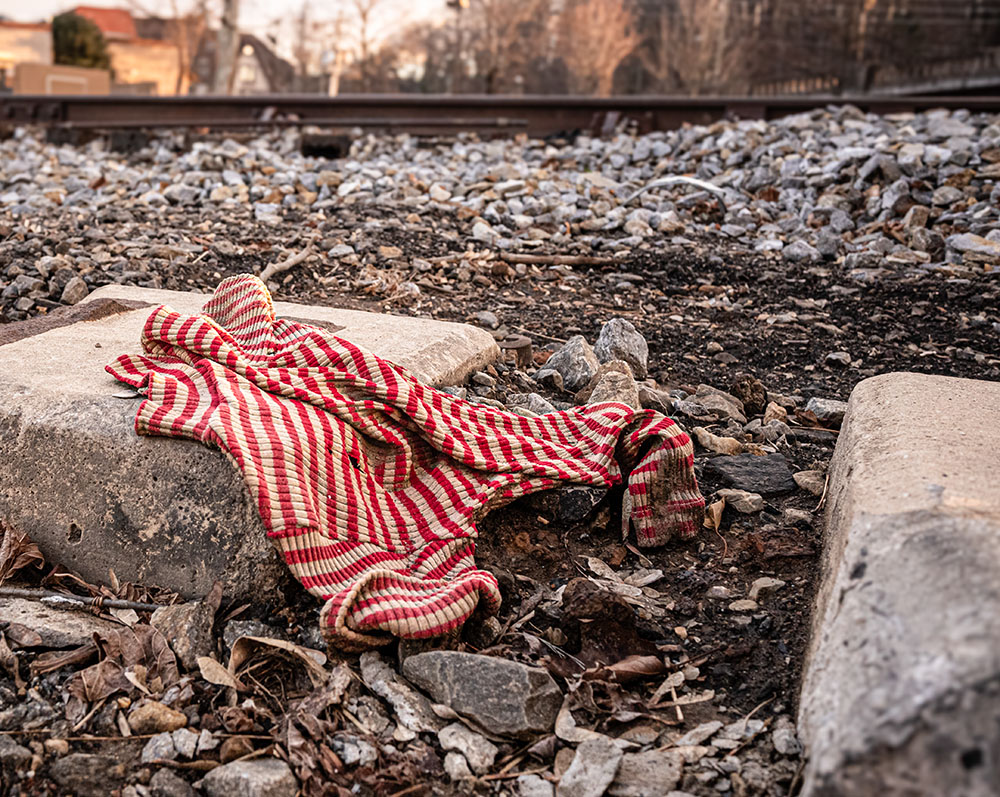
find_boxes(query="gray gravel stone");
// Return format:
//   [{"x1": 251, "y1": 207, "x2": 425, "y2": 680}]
[
  {"x1": 141, "y1": 732, "x2": 178, "y2": 764},
  {"x1": 587, "y1": 369, "x2": 640, "y2": 409},
  {"x1": 0, "y1": 735, "x2": 32, "y2": 773},
  {"x1": 537, "y1": 335, "x2": 600, "y2": 392},
  {"x1": 593, "y1": 318, "x2": 649, "y2": 379},
  {"x1": 201, "y1": 759, "x2": 298, "y2": 797},
  {"x1": 609, "y1": 749, "x2": 684, "y2": 796},
  {"x1": 556, "y1": 737, "x2": 622, "y2": 797},
  {"x1": 150, "y1": 768, "x2": 197, "y2": 797},
  {"x1": 438, "y1": 722, "x2": 499, "y2": 774},
  {"x1": 783, "y1": 240, "x2": 821, "y2": 263},
  {"x1": 804, "y1": 397, "x2": 849, "y2": 426},
  {"x1": 402, "y1": 651, "x2": 563, "y2": 739},
  {"x1": 50, "y1": 754, "x2": 126, "y2": 797}
]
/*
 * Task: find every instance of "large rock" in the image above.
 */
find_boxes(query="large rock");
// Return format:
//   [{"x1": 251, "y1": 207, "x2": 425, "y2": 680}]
[
  {"x1": 402, "y1": 651, "x2": 563, "y2": 739},
  {"x1": 799, "y1": 373, "x2": 1000, "y2": 796},
  {"x1": 702, "y1": 453, "x2": 796, "y2": 495},
  {"x1": 0, "y1": 287, "x2": 499, "y2": 599}
]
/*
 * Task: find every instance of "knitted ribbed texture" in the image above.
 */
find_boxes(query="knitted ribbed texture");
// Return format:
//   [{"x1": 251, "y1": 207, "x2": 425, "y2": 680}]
[{"x1": 107, "y1": 276, "x2": 704, "y2": 649}]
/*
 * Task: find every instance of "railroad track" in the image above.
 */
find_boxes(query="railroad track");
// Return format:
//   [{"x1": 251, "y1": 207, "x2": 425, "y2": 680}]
[{"x1": 1, "y1": 93, "x2": 998, "y2": 138}]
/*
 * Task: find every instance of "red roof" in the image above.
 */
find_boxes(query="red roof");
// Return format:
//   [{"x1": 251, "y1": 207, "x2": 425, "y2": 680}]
[{"x1": 71, "y1": 6, "x2": 137, "y2": 39}]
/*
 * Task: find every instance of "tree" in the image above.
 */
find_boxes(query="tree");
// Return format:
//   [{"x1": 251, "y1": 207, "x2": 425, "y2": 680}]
[
  {"x1": 52, "y1": 12, "x2": 111, "y2": 70},
  {"x1": 470, "y1": 0, "x2": 553, "y2": 93},
  {"x1": 557, "y1": 0, "x2": 639, "y2": 95},
  {"x1": 633, "y1": 0, "x2": 744, "y2": 94},
  {"x1": 352, "y1": 0, "x2": 382, "y2": 90},
  {"x1": 165, "y1": 1, "x2": 208, "y2": 95},
  {"x1": 214, "y1": 0, "x2": 239, "y2": 93}
]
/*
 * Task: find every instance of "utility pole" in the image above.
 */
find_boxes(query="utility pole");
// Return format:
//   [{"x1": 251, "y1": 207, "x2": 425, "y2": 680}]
[{"x1": 214, "y1": 0, "x2": 239, "y2": 94}]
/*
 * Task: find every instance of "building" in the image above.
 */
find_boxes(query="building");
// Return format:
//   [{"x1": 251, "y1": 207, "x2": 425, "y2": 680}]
[
  {"x1": 106, "y1": 38, "x2": 181, "y2": 95},
  {"x1": 70, "y1": 6, "x2": 138, "y2": 41},
  {"x1": 190, "y1": 32, "x2": 298, "y2": 94},
  {"x1": 0, "y1": 21, "x2": 52, "y2": 90},
  {"x1": 70, "y1": 6, "x2": 182, "y2": 94}
]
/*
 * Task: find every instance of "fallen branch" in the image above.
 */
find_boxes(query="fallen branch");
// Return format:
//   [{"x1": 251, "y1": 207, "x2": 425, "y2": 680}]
[
  {"x1": 621, "y1": 175, "x2": 728, "y2": 215},
  {"x1": 0, "y1": 586, "x2": 164, "y2": 613},
  {"x1": 500, "y1": 252, "x2": 618, "y2": 267},
  {"x1": 259, "y1": 247, "x2": 314, "y2": 282}
]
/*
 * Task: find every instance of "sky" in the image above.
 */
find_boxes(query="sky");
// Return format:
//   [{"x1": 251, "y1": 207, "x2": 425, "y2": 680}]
[{"x1": 0, "y1": 0, "x2": 447, "y2": 58}]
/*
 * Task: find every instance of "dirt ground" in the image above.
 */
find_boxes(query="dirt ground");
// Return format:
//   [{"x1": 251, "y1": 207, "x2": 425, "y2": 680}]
[{"x1": 1, "y1": 204, "x2": 997, "y2": 796}]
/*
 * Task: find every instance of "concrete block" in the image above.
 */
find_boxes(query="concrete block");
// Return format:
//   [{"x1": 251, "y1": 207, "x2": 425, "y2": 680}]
[
  {"x1": 84, "y1": 285, "x2": 500, "y2": 388},
  {"x1": 799, "y1": 373, "x2": 1000, "y2": 796},
  {"x1": 0, "y1": 288, "x2": 499, "y2": 599}
]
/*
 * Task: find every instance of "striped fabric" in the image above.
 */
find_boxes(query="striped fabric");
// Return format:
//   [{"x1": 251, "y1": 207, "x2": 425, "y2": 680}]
[{"x1": 108, "y1": 276, "x2": 703, "y2": 650}]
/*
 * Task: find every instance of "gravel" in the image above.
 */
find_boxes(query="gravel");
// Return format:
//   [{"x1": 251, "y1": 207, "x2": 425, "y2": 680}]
[{"x1": 1, "y1": 105, "x2": 999, "y2": 327}]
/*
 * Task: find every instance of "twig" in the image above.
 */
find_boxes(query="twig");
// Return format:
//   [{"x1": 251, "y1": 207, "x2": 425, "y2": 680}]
[
  {"x1": 725, "y1": 715, "x2": 774, "y2": 759},
  {"x1": 72, "y1": 698, "x2": 106, "y2": 733},
  {"x1": 259, "y1": 247, "x2": 314, "y2": 282},
  {"x1": 149, "y1": 758, "x2": 219, "y2": 771},
  {"x1": 500, "y1": 252, "x2": 619, "y2": 267},
  {"x1": 0, "y1": 587, "x2": 163, "y2": 613},
  {"x1": 389, "y1": 784, "x2": 427, "y2": 797},
  {"x1": 669, "y1": 685, "x2": 684, "y2": 723},
  {"x1": 512, "y1": 325, "x2": 568, "y2": 344},
  {"x1": 814, "y1": 473, "x2": 830, "y2": 513},
  {"x1": 481, "y1": 767, "x2": 549, "y2": 782},
  {"x1": 621, "y1": 176, "x2": 728, "y2": 214}
]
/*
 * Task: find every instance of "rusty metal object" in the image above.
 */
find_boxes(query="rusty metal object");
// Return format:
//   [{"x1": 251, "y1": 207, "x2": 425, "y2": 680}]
[
  {"x1": 1, "y1": 94, "x2": 999, "y2": 138},
  {"x1": 499, "y1": 334, "x2": 533, "y2": 370}
]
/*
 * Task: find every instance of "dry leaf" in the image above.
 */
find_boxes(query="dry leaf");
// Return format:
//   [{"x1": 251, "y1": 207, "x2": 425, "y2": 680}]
[
  {"x1": 5, "y1": 623, "x2": 43, "y2": 649},
  {"x1": 652, "y1": 689, "x2": 716, "y2": 709},
  {"x1": 124, "y1": 664, "x2": 151, "y2": 695},
  {"x1": 649, "y1": 670, "x2": 685, "y2": 704},
  {"x1": 0, "y1": 524, "x2": 44, "y2": 587},
  {"x1": 584, "y1": 654, "x2": 665, "y2": 684},
  {"x1": 554, "y1": 696, "x2": 636, "y2": 748},
  {"x1": 110, "y1": 608, "x2": 140, "y2": 627},
  {"x1": 703, "y1": 500, "x2": 725, "y2": 531},
  {"x1": 229, "y1": 636, "x2": 327, "y2": 687},
  {"x1": 198, "y1": 655, "x2": 243, "y2": 690},
  {"x1": 0, "y1": 632, "x2": 24, "y2": 691},
  {"x1": 31, "y1": 642, "x2": 98, "y2": 676},
  {"x1": 67, "y1": 625, "x2": 180, "y2": 706}
]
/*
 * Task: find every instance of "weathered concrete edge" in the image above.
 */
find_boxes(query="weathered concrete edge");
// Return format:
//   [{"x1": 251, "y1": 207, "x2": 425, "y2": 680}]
[
  {"x1": 798, "y1": 372, "x2": 1000, "y2": 796},
  {"x1": 85, "y1": 284, "x2": 501, "y2": 387}
]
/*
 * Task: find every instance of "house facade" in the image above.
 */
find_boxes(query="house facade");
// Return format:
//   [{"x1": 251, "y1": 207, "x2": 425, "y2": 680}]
[
  {"x1": 0, "y1": 21, "x2": 52, "y2": 90},
  {"x1": 70, "y1": 6, "x2": 182, "y2": 94}
]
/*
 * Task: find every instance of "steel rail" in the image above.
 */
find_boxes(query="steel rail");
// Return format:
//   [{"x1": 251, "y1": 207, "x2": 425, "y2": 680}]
[
  {"x1": 1, "y1": 93, "x2": 998, "y2": 137},
  {"x1": 50, "y1": 116, "x2": 529, "y2": 131}
]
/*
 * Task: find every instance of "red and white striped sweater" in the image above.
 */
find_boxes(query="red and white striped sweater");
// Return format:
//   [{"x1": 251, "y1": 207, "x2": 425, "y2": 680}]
[{"x1": 108, "y1": 276, "x2": 703, "y2": 649}]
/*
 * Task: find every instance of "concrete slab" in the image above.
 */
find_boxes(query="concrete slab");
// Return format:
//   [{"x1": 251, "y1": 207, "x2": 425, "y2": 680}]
[
  {"x1": 84, "y1": 285, "x2": 500, "y2": 388},
  {"x1": 798, "y1": 373, "x2": 1000, "y2": 796},
  {"x1": 0, "y1": 288, "x2": 498, "y2": 599}
]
